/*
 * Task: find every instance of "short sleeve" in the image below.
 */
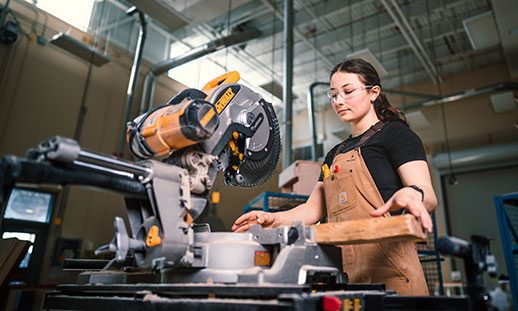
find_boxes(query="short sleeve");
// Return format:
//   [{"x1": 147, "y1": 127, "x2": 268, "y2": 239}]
[{"x1": 383, "y1": 122, "x2": 426, "y2": 168}]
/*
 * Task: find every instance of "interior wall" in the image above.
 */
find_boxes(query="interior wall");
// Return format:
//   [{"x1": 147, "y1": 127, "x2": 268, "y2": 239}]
[
  {"x1": 387, "y1": 63, "x2": 517, "y2": 153},
  {"x1": 442, "y1": 165, "x2": 518, "y2": 289}
]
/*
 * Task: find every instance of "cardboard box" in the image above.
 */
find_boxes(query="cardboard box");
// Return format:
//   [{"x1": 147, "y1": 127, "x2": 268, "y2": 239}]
[{"x1": 278, "y1": 160, "x2": 322, "y2": 196}]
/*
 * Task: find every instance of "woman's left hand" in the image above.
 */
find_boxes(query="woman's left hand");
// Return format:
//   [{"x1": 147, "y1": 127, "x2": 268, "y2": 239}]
[{"x1": 370, "y1": 187, "x2": 433, "y2": 232}]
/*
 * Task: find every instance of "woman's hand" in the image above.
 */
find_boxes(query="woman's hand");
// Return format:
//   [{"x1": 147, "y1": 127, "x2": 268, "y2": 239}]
[
  {"x1": 231, "y1": 211, "x2": 277, "y2": 233},
  {"x1": 370, "y1": 187, "x2": 433, "y2": 233}
]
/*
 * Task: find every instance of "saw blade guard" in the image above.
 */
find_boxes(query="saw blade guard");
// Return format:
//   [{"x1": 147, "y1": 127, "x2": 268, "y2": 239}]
[{"x1": 201, "y1": 83, "x2": 281, "y2": 188}]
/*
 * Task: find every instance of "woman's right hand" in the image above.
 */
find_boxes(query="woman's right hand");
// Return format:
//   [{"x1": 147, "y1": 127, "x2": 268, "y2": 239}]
[{"x1": 231, "y1": 211, "x2": 276, "y2": 232}]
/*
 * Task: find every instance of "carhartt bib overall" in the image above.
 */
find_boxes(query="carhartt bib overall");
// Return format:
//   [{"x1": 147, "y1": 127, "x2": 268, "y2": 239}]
[{"x1": 323, "y1": 125, "x2": 429, "y2": 296}]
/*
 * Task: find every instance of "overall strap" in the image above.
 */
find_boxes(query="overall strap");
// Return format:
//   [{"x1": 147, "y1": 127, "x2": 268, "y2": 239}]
[
  {"x1": 356, "y1": 121, "x2": 386, "y2": 148},
  {"x1": 333, "y1": 121, "x2": 387, "y2": 159}
]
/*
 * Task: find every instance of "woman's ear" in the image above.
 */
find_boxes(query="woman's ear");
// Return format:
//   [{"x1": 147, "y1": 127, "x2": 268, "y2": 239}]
[{"x1": 369, "y1": 85, "x2": 381, "y2": 103}]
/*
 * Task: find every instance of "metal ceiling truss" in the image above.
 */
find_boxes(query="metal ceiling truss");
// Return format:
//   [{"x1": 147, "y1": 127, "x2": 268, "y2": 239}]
[{"x1": 98, "y1": 0, "x2": 497, "y2": 112}]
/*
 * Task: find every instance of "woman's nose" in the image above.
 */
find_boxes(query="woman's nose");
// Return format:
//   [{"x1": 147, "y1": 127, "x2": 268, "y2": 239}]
[{"x1": 333, "y1": 96, "x2": 346, "y2": 105}]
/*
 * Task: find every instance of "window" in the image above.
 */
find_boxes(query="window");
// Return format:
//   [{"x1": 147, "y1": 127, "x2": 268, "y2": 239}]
[
  {"x1": 168, "y1": 41, "x2": 226, "y2": 88},
  {"x1": 26, "y1": 0, "x2": 95, "y2": 32}
]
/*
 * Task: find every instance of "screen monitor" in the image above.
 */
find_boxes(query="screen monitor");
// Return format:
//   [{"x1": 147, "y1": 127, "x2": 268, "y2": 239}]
[{"x1": 3, "y1": 188, "x2": 54, "y2": 223}]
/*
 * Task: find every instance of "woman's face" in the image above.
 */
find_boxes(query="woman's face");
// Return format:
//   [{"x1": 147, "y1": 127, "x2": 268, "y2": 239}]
[{"x1": 329, "y1": 71, "x2": 379, "y2": 124}]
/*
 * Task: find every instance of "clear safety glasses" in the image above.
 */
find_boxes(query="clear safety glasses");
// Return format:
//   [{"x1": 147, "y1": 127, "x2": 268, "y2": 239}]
[{"x1": 327, "y1": 85, "x2": 375, "y2": 102}]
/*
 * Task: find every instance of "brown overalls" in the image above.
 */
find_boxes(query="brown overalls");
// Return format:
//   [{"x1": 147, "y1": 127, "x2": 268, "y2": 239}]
[{"x1": 323, "y1": 123, "x2": 429, "y2": 296}]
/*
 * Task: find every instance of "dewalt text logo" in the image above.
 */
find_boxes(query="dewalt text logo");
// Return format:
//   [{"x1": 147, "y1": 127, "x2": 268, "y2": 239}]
[{"x1": 215, "y1": 87, "x2": 235, "y2": 114}]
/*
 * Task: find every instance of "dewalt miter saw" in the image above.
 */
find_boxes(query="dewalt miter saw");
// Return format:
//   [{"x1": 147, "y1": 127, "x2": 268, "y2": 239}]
[{"x1": 0, "y1": 72, "x2": 344, "y2": 287}]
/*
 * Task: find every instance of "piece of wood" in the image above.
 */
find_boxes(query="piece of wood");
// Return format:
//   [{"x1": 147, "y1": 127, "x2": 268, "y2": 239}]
[
  {"x1": 0, "y1": 238, "x2": 31, "y2": 290},
  {"x1": 314, "y1": 214, "x2": 426, "y2": 245}
]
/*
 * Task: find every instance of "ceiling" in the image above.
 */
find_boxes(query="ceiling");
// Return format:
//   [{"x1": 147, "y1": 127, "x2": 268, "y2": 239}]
[{"x1": 107, "y1": 0, "x2": 516, "y2": 114}]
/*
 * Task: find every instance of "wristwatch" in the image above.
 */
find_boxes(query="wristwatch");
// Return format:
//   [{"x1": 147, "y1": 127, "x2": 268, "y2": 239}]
[{"x1": 408, "y1": 185, "x2": 424, "y2": 202}]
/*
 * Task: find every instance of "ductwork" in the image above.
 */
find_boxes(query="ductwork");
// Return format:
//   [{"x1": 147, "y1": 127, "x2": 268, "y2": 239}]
[
  {"x1": 139, "y1": 29, "x2": 262, "y2": 114},
  {"x1": 433, "y1": 142, "x2": 518, "y2": 172},
  {"x1": 282, "y1": 0, "x2": 294, "y2": 170},
  {"x1": 307, "y1": 82, "x2": 328, "y2": 161},
  {"x1": 380, "y1": 0, "x2": 440, "y2": 83},
  {"x1": 118, "y1": 8, "x2": 146, "y2": 157},
  {"x1": 403, "y1": 82, "x2": 518, "y2": 110}
]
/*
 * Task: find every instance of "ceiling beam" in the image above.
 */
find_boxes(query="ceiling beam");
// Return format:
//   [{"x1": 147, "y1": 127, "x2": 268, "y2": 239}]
[{"x1": 258, "y1": 0, "x2": 334, "y2": 69}]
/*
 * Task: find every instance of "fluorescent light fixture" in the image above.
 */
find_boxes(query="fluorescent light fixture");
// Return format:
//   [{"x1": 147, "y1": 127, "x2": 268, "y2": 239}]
[
  {"x1": 463, "y1": 11, "x2": 500, "y2": 50},
  {"x1": 346, "y1": 48, "x2": 388, "y2": 77}
]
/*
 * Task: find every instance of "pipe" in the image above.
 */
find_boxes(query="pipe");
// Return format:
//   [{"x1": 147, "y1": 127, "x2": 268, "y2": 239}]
[
  {"x1": 307, "y1": 82, "x2": 328, "y2": 161},
  {"x1": 389, "y1": 0, "x2": 438, "y2": 79},
  {"x1": 139, "y1": 29, "x2": 262, "y2": 114},
  {"x1": 433, "y1": 142, "x2": 518, "y2": 172},
  {"x1": 117, "y1": 8, "x2": 147, "y2": 157},
  {"x1": 380, "y1": 0, "x2": 440, "y2": 83},
  {"x1": 282, "y1": 0, "x2": 294, "y2": 170},
  {"x1": 403, "y1": 82, "x2": 518, "y2": 110},
  {"x1": 384, "y1": 89, "x2": 439, "y2": 100},
  {"x1": 259, "y1": 0, "x2": 334, "y2": 69},
  {"x1": 74, "y1": 59, "x2": 95, "y2": 142}
]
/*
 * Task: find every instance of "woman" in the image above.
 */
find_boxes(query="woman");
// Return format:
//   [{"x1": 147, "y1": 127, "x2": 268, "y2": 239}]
[{"x1": 232, "y1": 58, "x2": 437, "y2": 296}]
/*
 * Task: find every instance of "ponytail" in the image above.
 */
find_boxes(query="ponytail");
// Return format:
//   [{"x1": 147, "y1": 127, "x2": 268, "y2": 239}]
[{"x1": 374, "y1": 93, "x2": 408, "y2": 126}]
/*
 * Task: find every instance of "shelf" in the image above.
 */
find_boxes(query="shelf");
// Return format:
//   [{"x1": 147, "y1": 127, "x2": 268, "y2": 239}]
[{"x1": 243, "y1": 192, "x2": 309, "y2": 214}]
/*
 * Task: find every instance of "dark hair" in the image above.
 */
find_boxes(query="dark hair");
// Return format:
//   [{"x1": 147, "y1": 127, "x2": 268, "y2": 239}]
[{"x1": 330, "y1": 58, "x2": 407, "y2": 125}]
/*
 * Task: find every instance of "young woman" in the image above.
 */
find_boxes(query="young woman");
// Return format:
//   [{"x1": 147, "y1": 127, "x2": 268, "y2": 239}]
[{"x1": 232, "y1": 58, "x2": 437, "y2": 296}]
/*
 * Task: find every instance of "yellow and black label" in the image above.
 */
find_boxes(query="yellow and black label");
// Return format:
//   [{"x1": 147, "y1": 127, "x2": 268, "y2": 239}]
[
  {"x1": 214, "y1": 86, "x2": 239, "y2": 114},
  {"x1": 342, "y1": 298, "x2": 363, "y2": 311}
]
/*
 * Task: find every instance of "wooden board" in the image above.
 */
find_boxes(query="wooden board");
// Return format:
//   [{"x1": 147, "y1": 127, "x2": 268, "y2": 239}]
[
  {"x1": 0, "y1": 238, "x2": 31, "y2": 290},
  {"x1": 314, "y1": 214, "x2": 426, "y2": 245}
]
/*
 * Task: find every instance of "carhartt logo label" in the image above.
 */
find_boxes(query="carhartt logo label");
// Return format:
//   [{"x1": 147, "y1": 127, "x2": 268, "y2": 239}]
[{"x1": 339, "y1": 191, "x2": 347, "y2": 204}]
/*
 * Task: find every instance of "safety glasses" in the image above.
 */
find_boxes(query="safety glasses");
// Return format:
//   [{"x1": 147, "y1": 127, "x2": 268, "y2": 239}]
[{"x1": 327, "y1": 85, "x2": 375, "y2": 102}]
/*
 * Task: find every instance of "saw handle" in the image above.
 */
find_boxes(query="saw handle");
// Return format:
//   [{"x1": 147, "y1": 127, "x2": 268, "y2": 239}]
[{"x1": 201, "y1": 71, "x2": 240, "y2": 95}]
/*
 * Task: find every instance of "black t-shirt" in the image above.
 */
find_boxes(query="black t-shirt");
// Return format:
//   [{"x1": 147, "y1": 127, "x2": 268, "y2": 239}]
[{"x1": 318, "y1": 121, "x2": 426, "y2": 203}]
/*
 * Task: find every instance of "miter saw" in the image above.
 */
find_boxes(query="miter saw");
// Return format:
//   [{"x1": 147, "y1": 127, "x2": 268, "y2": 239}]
[{"x1": 0, "y1": 72, "x2": 346, "y2": 302}]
